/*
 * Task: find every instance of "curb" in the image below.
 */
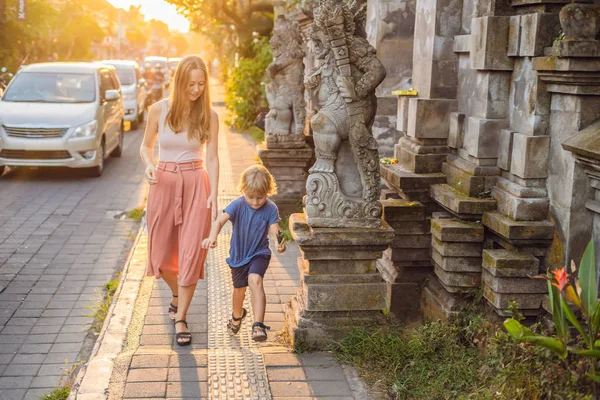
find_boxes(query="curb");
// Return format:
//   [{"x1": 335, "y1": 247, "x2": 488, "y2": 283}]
[{"x1": 68, "y1": 223, "x2": 146, "y2": 400}]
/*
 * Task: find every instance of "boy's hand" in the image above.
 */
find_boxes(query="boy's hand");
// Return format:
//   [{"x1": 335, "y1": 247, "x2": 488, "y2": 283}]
[
  {"x1": 276, "y1": 242, "x2": 286, "y2": 254},
  {"x1": 201, "y1": 237, "x2": 217, "y2": 249}
]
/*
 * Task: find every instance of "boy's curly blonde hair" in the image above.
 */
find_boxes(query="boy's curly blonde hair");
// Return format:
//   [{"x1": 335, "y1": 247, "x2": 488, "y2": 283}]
[{"x1": 238, "y1": 164, "x2": 278, "y2": 197}]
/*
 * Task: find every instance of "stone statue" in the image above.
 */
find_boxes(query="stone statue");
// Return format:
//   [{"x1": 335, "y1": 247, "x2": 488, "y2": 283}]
[
  {"x1": 304, "y1": 0, "x2": 386, "y2": 228},
  {"x1": 265, "y1": 15, "x2": 307, "y2": 149}
]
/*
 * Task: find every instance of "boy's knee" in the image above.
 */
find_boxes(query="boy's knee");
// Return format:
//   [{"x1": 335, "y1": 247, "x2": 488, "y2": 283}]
[
  {"x1": 233, "y1": 287, "x2": 246, "y2": 294},
  {"x1": 248, "y1": 274, "x2": 263, "y2": 288}
]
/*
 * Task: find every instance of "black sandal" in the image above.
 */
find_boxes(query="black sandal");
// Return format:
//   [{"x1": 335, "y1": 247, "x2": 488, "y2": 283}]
[
  {"x1": 168, "y1": 294, "x2": 178, "y2": 319},
  {"x1": 252, "y1": 322, "x2": 270, "y2": 342},
  {"x1": 174, "y1": 320, "x2": 192, "y2": 346},
  {"x1": 227, "y1": 308, "x2": 247, "y2": 335}
]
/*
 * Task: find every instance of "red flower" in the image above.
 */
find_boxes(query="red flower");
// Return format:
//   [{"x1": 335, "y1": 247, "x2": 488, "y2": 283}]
[{"x1": 552, "y1": 268, "x2": 569, "y2": 292}]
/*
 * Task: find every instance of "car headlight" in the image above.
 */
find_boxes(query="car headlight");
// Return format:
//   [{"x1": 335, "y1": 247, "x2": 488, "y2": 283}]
[
  {"x1": 123, "y1": 93, "x2": 135, "y2": 100},
  {"x1": 72, "y1": 120, "x2": 98, "y2": 138}
]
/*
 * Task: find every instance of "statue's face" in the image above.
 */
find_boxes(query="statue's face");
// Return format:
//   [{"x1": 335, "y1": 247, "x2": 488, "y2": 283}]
[
  {"x1": 271, "y1": 36, "x2": 284, "y2": 58},
  {"x1": 310, "y1": 28, "x2": 329, "y2": 60}
]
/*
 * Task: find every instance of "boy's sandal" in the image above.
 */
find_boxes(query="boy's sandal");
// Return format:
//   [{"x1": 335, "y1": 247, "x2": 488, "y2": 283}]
[
  {"x1": 251, "y1": 322, "x2": 270, "y2": 342},
  {"x1": 174, "y1": 320, "x2": 192, "y2": 346},
  {"x1": 168, "y1": 294, "x2": 178, "y2": 319},
  {"x1": 227, "y1": 308, "x2": 247, "y2": 335}
]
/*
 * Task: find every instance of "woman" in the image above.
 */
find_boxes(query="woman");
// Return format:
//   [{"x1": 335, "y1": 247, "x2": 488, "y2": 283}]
[{"x1": 140, "y1": 55, "x2": 219, "y2": 346}]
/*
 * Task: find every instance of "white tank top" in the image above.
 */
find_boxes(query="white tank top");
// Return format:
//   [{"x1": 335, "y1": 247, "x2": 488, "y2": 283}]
[{"x1": 158, "y1": 99, "x2": 205, "y2": 163}]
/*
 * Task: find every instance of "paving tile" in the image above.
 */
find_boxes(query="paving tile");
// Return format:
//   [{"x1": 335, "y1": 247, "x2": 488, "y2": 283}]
[
  {"x1": 299, "y1": 352, "x2": 338, "y2": 366},
  {"x1": 0, "y1": 375, "x2": 34, "y2": 388},
  {"x1": 309, "y1": 380, "x2": 353, "y2": 397},
  {"x1": 123, "y1": 382, "x2": 166, "y2": 398},
  {"x1": 167, "y1": 367, "x2": 208, "y2": 382},
  {"x1": 304, "y1": 365, "x2": 347, "y2": 381},
  {"x1": 165, "y1": 381, "x2": 209, "y2": 398},
  {"x1": 169, "y1": 354, "x2": 208, "y2": 367},
  {"x1": 270, "y1": 381, "x2": 312, "y2": 397},
  {"x1": 38, "y1": 363, "x2": 67, "y2": 376},
  {"x1": 127, "y1": 368, "x2": 168, "y2": 382},
  {"x1": 30, "y1": 375, "x2": 60, "y2": 388},
  {"x1": 0, "y1": 388, "x2": 26, "y2": 400},
  {"x1": 23, "y1": 388, "x2": 50, "y2": 400},
  {"x1": 264, "y1": 353, "x2": 302, "y2": 367},
  {"x1": 2, "y1": 363, "x2": 40, "y2": 376},
  {"x1": 266, "y1": 366, "x2": 307, "y2": 381}
]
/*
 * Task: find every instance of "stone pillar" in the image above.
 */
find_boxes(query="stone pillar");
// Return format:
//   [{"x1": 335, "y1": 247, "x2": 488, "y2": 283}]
[
  {"x1": 284, "y1": 0, "x2": 394, "y2": 349},
  {"x1": 285, "y1": 214, "x2": 394, "y2": 348},
  {"x1": 533, "y1": 1, "x2": 600, "y2": 265},
  {"x1": 366, "y1": 0, "x2": 415, "y2": 157}
]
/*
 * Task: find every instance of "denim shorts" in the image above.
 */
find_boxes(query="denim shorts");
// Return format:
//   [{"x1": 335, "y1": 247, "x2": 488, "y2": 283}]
[{"x1": 229, "y1": 255, "x2": 270, "y2": 288}]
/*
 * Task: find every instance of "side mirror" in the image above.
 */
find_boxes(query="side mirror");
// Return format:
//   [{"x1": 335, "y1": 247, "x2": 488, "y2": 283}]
[{"x1": 104, "y1": 89, "x2": 119, "y2": 101}]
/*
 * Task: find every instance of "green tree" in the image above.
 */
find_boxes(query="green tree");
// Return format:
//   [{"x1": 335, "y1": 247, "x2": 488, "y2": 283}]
[{"x1": 165, "y1": 0, "x2": 274, "y2": 56}]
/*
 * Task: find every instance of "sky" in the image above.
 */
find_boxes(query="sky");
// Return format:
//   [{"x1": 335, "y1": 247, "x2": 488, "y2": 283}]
[{"x1": 106, "y1": 0, "x2": 190, "y2": 32}]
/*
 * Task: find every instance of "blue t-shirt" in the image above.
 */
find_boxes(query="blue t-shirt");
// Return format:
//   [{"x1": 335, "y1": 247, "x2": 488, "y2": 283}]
[{"x1": 224, "y1": 196, "x2": 280, "y2": 267}]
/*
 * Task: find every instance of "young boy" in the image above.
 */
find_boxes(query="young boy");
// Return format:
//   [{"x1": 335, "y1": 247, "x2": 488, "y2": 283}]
[{"x1": 202, "y1": 164, "x2": 286, "y2": 341}]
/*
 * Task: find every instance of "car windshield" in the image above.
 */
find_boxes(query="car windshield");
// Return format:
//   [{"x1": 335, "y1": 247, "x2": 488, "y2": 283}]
[
  {"x1": 114, "y1": 68, "x2": 135, "y2": 85},
  {"x1": 169, "y1": 60, "x2": 180, "y2": 69},
  {"x1": 2, "y1": 72, "x2": 96, "y2": 103},
  {"x1": 146, "y1": 59, "x2": 166, "y2": 69}
]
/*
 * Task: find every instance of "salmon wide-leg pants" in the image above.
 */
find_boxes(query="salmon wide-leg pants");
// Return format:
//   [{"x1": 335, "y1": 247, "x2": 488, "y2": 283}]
[{"x1": 146, "y1": 160, "x2": 212, "y2": 286}]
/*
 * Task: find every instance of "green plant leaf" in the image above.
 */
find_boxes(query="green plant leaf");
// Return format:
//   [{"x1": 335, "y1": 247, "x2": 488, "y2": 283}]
[
  {"x1": 587, "y1": 373, "x2": 600, "y2": 383},
  {"x1": 592, "y1": 295, "x2": 600, "y2": 335},
  {"x1": 503, "y1": 318, "x2": 567, "y2": 359},
  {"x1": 578, "y1": 240, "x2": 597, "y2": 315},
  {"x1": 561, "y1": 297, "x2": 589, "y2": 344},
  {"x1": 549, "y1": 281, "x2": 569, "y2": 341},
  {"x1": 571, "y1": 349, "x2": 600, "y2": 358},
  {"x1": 595, "y1": 339, "x2": 600, "y2": 349}
]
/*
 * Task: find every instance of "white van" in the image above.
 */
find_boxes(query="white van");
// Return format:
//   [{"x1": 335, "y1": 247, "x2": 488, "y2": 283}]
[
  {"x1": 99, "y1": 60, "x2": 147, "y2": 130},
  {"x1": 0, "y1": 62, "x2": 125, "y2": 177}
]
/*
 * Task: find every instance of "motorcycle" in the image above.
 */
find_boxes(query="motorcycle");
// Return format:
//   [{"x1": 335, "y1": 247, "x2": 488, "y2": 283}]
[{"x1": 0, "y1": 67, "x2": 14, "y2": 94}]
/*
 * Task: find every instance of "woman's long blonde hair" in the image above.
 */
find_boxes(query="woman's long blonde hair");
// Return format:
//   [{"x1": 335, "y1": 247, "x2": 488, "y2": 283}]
[{"x1": 166, "y1": 55, "x2": 211, "y2": 143}]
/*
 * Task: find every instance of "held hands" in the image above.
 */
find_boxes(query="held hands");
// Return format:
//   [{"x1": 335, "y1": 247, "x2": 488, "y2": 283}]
[
  {"x1": 201, "y1": 236, "x2": 218, "y2": 249},
  {"x1": 276, "y1": 231, "x2": 287, "y2": 254},
  {"x1": 145, "y1": 165, "x2": 157, "y2": 185}
]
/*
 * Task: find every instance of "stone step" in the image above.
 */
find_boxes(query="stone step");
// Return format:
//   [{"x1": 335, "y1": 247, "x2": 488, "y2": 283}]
[
  {"x1": 434, "y1": 264, "x2": 481, "y2": 292},
  {"x1": 432, "y1": 236, "x2": 483, "y2": 257},
  {"x1": 431, "y1": 218, "x2": 484, "y2": 242},
  {"x1": 483, "y1": 211, "x2": 554, "y2": 240},
  {"x1": 482, "y1": 270, "x2": 547, "y2": 294},
  {"x1": 385, "y1": 247, "x2": 431, "y2": 262},
  {"x1": 430, "y1": 184, "x2": 497, "y2": 219},
  {"x1": 380, "y1": 163, "x2": 446, "y2": 191},
  {"x1": 482, "y1": 249, "x2": 539, "y2": 277},
  {"x1": 483, "y1": 284, "x2": 544, "y2": 310},
  {"x1": 442, "y1": 162, "x2": 496, "y2": 198},
  {"x1": 381, "y1": 199, "x2": 426, "y2": 222},
  {"x1": 492, "y1": 186, "x2": 549, "y2": 221},
  {"x1": 420, "y1": 277, "x2": 469, "y2": 320},
  {"x1": 432, "y1": 248, "x2": 482, "y2": 272},
  {"x1": 391, "y1": 234, "x2": 432, "y2": 249}
]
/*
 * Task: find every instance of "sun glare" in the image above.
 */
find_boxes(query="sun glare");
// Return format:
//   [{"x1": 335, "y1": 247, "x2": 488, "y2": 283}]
[{"x1": 107, "y1": 0, "x2": 190, "y2": 32}]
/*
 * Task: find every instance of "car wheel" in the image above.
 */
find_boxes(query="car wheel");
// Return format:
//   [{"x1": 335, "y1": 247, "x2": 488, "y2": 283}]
[
  {"x1": 112, "y1": 124, "x2": 124, "y2": 157},
  {"x1": 0, "y1": 165, "x2": 5, "y2": 177},
  {"x1": 90, "y1": 141, "x2": 105, "y2": 177}
]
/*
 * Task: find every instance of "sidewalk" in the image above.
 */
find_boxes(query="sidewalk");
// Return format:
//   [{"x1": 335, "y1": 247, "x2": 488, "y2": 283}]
[{"x1": 71, "y1": 85, "x2": 372, "y2": 399}]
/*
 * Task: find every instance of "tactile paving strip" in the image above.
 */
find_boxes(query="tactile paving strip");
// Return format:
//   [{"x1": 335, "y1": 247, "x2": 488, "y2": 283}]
[{"x1": 205, "y1": 124, "x2": 272, "y2": 399}]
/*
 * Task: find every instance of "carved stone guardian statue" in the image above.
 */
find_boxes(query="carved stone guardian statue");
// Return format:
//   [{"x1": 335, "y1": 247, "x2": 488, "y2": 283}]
[
  {"x1": 265, "y1": 15, "x2": 307, "y2": 149},
  {"x1": 304, "y1": 0, "x2": 387, "y2": 228}
]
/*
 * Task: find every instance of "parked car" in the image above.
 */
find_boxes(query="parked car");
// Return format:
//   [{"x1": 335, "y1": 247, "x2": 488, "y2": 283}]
[
  {"x1": 0, "y1": 62, "x2": 124, "y2": 177},
  {"x1": 98, "y1": 60, "x2": 147, "y2": 130}
]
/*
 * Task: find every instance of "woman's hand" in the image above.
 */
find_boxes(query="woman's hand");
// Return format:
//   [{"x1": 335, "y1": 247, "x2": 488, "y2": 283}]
[
  {"x1": 201, "y1": 237, "x2": 217, "y2": 249},
  {"x1": 276, "y1": 242, "x2": 286, "y2": 254},
  {"x1": 207, "y1": 194, "x2": 218, "y2": 220},
  {"x1": 145, "y1": 165, "x2": 157, "y2": 185}
]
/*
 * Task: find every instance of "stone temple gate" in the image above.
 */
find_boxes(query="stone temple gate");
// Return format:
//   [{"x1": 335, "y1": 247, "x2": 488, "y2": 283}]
[{"x1": 258, "y1": 0, "x2": 600, "y2": 348}]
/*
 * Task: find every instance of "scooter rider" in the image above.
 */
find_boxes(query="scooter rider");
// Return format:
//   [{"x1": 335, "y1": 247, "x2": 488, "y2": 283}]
[{"x1": 151, "y1": 63, "x2": 164, "y2": 103}]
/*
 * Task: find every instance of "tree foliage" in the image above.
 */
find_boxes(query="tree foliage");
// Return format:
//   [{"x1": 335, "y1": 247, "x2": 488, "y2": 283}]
[{"x1": 165, "y1": 0, "x2": 274, "y2": 56}]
